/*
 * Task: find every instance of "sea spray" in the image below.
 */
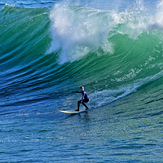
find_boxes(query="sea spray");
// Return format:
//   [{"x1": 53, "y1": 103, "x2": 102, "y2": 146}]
[{"x1": 48, "y1": 4, "x2": 115, "y2": 64}]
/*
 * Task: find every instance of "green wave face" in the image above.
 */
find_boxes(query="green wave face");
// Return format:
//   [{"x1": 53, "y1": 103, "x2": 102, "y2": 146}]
[{"x1": 1, "y1": 5, "x2": 163, "y2": 108}]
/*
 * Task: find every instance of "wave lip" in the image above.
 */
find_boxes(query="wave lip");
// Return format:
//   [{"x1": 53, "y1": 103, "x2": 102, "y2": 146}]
[{"x1": 48, "y1": 4, "x2": 115, "y2": 64}]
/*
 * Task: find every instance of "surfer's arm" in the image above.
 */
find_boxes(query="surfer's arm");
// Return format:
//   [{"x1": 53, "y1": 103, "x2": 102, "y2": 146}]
[
  {"x1": 72, "y1": 91, "x2": 84, "y2": 102},
  {"x1": 72, "y1": 91, "x2": 81, "y2": 93}
]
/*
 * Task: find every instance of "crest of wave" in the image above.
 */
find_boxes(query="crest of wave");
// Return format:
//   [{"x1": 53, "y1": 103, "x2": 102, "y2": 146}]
[
  {"x1": 48, "y1": 0, "x2": 163, "y2": 64},
  {"x1": 48, "y1": 4, "x2": 115, "y2": 64}
]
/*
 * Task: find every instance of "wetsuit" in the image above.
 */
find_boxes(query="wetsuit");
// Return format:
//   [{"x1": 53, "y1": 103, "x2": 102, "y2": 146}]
[
  {"x1": 75, "y1": 91, "x2": 89, "y2": 103},
  {"x1": 75, "y1": 91, "x2": 89, "y2": 111}
]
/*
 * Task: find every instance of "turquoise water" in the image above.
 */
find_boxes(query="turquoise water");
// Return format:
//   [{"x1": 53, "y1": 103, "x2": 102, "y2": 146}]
[{"x1": 0, "y1": 0, "x2": 163, "y2": 162}]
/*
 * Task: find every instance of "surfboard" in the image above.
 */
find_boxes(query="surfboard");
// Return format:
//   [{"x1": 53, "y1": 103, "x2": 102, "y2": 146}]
[{"x1": 59, "y1": 109, "x2": 88, "y2": 114}]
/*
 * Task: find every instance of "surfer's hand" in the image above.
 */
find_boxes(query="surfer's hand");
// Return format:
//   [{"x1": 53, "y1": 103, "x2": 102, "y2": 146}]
[{"x1": 72, "y1": 91, "x2": 75, "y2": 93}]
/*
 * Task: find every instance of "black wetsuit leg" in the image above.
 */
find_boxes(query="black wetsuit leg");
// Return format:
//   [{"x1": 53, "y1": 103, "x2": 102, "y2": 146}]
[{"x1": 82, "y1": 99, "x2": 89, "y2": 109}]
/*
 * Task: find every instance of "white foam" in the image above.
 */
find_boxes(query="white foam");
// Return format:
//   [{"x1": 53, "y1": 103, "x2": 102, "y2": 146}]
[
  {"x1": 48, "y1": 4, "x2": 114, "y2": 64},
  {"x1": 48, "y1": 1, "x2": 163, "y2": 64},
  {"x1": 153, "y1": 0, "x2": 163, "y2": 27},
  {"x1": 89, "y1": 84, "x2": 139, "y2": 108}
]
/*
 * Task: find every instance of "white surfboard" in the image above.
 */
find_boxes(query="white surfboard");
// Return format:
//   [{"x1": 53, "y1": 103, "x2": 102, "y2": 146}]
[{"x1": 59, "y1": 109, "x2": 88, "y2": 114}]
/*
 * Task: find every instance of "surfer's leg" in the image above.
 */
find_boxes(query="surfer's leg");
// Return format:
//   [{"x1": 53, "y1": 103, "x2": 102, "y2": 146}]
[
  {"x1": 82, "y1": 99, "x2": 89, "y2": 110},
  {"x1": 82, "y1": 102, "x2": 89, "y2": 110},
  {"x1": 75, "y1": 100, "x2": 81, "y2": 111}
]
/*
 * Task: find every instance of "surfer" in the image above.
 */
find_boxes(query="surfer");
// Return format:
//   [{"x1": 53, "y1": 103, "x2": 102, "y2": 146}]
[{"x1": 72, "y1": 86, "x2": 89, "y2": 111}]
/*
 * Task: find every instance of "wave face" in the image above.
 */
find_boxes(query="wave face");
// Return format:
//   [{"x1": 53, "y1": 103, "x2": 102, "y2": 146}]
[
  {"x1": 0, "y1": 5, "x2": 51, "y2": 108},
  {"x1": 1, "y1": 3, "x2": 163, "y2": 109}
]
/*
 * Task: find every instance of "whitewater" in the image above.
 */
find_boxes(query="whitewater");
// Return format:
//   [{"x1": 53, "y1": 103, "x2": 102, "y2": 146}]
[{"x1": 0, "y1": 0, "x2": 163, "y2": 162}]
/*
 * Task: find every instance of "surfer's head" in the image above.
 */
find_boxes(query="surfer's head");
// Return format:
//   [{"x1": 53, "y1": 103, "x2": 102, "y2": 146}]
[{"x1": 80, "y1": 86, "x2": 84, "y2": 91}]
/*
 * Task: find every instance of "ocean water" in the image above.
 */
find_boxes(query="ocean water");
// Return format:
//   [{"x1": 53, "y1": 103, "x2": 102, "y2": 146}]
[{"x1": 0, "y1": 0, "x2": 163, "y2": 162}]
